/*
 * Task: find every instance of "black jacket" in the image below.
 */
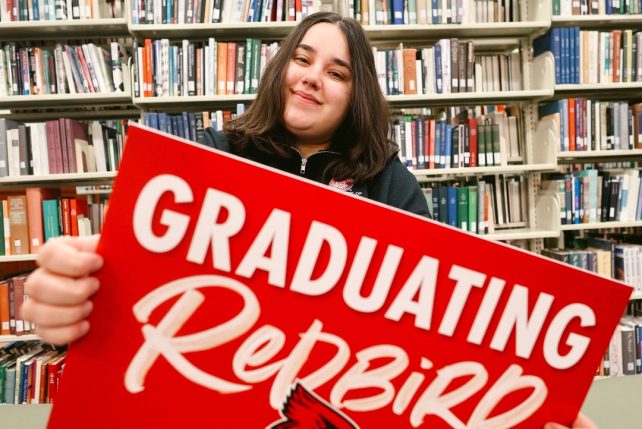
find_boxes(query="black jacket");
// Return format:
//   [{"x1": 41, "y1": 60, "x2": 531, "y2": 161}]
[{"x1": 201, "y1": 128, "x2": 429, "y2": 217}]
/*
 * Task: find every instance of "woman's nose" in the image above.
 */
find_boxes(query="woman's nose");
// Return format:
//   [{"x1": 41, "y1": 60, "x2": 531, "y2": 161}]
[{"x1": 301, "y1": 70, "x2": 321, "y2": 89}]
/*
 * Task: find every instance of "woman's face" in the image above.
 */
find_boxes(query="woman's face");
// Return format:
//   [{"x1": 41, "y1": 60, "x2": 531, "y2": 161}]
[{"x1": 282, "y1": 22, "x2": 353, "y2": 147}]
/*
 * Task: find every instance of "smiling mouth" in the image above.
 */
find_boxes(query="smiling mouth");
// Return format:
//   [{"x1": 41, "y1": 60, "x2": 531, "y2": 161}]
[{"x1": 291, "y1": 90, "x2": 321, "y2": 105}]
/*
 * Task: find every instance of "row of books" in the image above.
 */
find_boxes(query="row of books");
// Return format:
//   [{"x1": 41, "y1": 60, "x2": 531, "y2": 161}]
[
  {"x1": 542, "y1": 233, "x2": 642, "y2": 378},
  {"x1": 341, "y1": 0, "x2": 522, "y2": 25},
  {"x1": 0, "y1": 42, "x2": 127, "y2": 97},
  {"x1": 546, "y1": 233, "x2": 642, "y2": 287},
  {"x1": 538, "y1": 99, "x2": 642, "y2": 152},
  {"x1": 375, "y1": 40, "x2": 521, "y2": 96},
  {"x1": 601, "y1": 316, "x2": 642, "y2": 377},
  {"x1": 391, "y1": 107, "x2": 522, "y2": 170},
  {"x1": 422, "y1": 175, "x2": 527, "y2": 233},
  {"x1": 542, "y1": 169, "x2": 642, "y2": 225},
  {"x1": 0, "y1": 341, "x2": 66, "y2": 405},
  {"x1": 0, "y1": 0, "x2": 124, "y2": 21},
  {"x1": 553, "y1": 0, "x2": 642, "y2": 16},
  {"x1": 0, "y1": 274, "x2": 30, "y2": 336},
  {"x1": 535, "y1": 28, "x2": 641, "y2": 85},
  {"x1": 141, "y1": 108, "x2": 245, "y2": 140},
  {"x1": 0, "y1": 192, "x2": 109, "y2": 256},
  {"x1": 0, "y1": 118, "x2": 127, "y2": 177},
  {"x1": 130, "y1": 0, "x2": 521, "y2": 25},
  {"x1": 133, "y1": 36, "x2": 523, "y2": 99},
  {"x1": 133, "y1": 38, "x2": 277, "y2": 97}
]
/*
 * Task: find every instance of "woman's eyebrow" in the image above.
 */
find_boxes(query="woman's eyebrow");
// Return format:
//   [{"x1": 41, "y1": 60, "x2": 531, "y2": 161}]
[{"x1": 296, "y1": 43, "x2": 352, "y2": 72}]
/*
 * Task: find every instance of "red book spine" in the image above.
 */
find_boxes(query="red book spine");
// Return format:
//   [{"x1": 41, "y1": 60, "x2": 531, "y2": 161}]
[{"x1": 469, "y1": 117, "x2": 478, "y2": 167}]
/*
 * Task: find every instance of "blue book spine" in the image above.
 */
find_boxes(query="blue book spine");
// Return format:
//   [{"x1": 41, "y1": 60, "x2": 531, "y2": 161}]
[
  {"x1": 393, "y1": 0, "x2": 404, "y2": 23},
  {"x1": 20, "y1": 362, "x2": 28, "y2": 404},
  {"x1": 434, "y1": 120, "x2": 442, "y2": 168},
  {"x1": 158, "y1": 112, "x2": 168, "y2": 133},
  {"x1": 171, "y1": 115, "x2": 179, "y2": 136},
  {"x1": 635, "y1": 324, "x2": 642, "y2": 374},
  {"x1": 434, "y1": 43, "x2": 442, "y2": 94},
  {"x1": 561, "y1": 27, "x2": 569, "y2": 84},
  {"x1": 447, "y1": 186, "x2": 458, "y2": 227},
  {"x1": 181, "y1": 112, "x2": 190, "y2": 139},
  {"x1": 150, "y1": 112, "x2": 159, "y2": 131},
  {"x1": 432, "y1": 187, "x2": 440, "y2": 220},
  {"x1": 552, "y1": 28, "x2": 561, "y2": 84},
  {"x1": 574, "y1": 176, "x2": 581, "y2": 224},
  {"x1": 33, "y1": 0, "x2": 40, "y2": 20},
  {"x1": 252, "y1": 0, "x2": 262, "y2": 22},
  {"x1": 176, "y1": 114, "x2": 185, "y2": 138},
  {"x1": 568, "y1": 28, "x2": 575, "y2": 84},
  {"x1": 439, "y1": 121, "x2": 447, "y2": 168},
  {"x1": 574, "y1": 27, "x2": 580, "y2": 84},
  {"x1": 188, "y1": 112, "x2": 196, "y2": 141},
  {"x1": 431, "y1": 0, "x2": 439, "y2": 23},
  {"x1": 444, "y1": 124, "x2": 452, "y2": 169}
]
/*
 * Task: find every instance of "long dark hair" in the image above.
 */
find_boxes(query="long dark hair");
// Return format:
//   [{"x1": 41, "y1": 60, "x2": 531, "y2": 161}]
[{"x1": 225, "y1": 12, "x2": 397, "y2": 184}]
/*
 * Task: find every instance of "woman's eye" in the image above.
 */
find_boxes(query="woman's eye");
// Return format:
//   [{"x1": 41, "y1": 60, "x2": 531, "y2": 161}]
[
  {"x1": 329, "y1": 71, "x2": 345, "y2": 80},
  {"x1": 295, "y1": 56, "x2": 309, "y2": 64}
]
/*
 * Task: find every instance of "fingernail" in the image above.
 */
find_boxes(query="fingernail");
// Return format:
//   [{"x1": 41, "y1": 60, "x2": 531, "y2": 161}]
[
  {"x1": 79, "y1": 320, "x2": 90, "y2": 336},
  {"x1": 88, "y1": 277, "x2": 100, "y2": 293},
  {"x1": 92, "y1": 256, "x2": 104, "y2": 271},
  {"x1": 83, "y1": 301, "x2": 94, "y2": 317}
]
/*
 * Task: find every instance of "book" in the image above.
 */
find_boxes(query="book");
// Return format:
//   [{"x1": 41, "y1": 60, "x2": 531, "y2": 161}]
[{"x1": 7, "y1": 195, "x2": 30, "y2": 255}]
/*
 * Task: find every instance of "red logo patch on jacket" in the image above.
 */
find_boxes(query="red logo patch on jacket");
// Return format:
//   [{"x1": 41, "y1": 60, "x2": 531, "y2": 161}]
[{"x1": 329, "y1": 178, "x2": 354, "y2": 192}]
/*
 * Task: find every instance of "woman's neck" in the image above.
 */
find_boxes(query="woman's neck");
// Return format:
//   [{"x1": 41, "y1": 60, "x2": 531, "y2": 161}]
[{"x1": 295, "y1": 140, "x2": 331, "y2": 159}]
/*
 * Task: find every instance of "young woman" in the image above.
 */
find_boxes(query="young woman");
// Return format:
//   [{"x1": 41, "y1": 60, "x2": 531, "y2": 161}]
[
  {"x1": 201, "y1": 12, "x2": 429, "y2": 216},
  {"x1": 21, "y1": 12, "x2": 595, "y2": 429}
]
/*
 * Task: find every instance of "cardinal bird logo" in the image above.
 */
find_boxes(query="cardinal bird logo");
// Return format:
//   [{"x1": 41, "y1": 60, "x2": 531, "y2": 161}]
[{"x1": 268, "y1": 382, "x2": 359, "y2": 429}]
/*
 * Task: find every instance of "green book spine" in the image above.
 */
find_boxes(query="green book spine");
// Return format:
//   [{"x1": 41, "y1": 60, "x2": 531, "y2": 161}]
[
  {"x1": 42, "y1": 199, "x2": 61, "y2": 241},
  {"x1": 244, "y1": 38, "x2": 252, "y2": 95},
  {"x1": 0, "y1": 365, "x2": 5, "y2": 403},
  {"x1": 477, "y1": 123, "x2": 486, "y2": 166},
  {"x1": 491, "y1": 123, "x2": 501, "y2": 166},
  {"x1": 250, "y1": 39, "x2": 261, "y2": 94},
  {"x1": 457, "y1": 186, "x2": 469, "y2": 232},
  {"x1": 468, "y1": 186, "x2": 478, "y2": 234},
  {"x1": 484, "y1": 124, "x2": 493, "y2": 166},
  {"x1": 552, "y1": 0, "x2": 560, "y2": 15}
]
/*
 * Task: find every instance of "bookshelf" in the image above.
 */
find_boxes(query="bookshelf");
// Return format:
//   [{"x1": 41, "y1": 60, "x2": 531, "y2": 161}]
[
  {"x1": 551, "y1": 14, "x2": 642, "y2": 29},
  {"x1": 0, "y1": 334, "x2": 39, "y2": 342},
  {"x1": 540, "y1": 7, "x2": 642, "y2": 425},
  {"x1": 0, "y1": 18, "x2": 130, "y2": 41},
  {"x1": 0, "y1": 173, "x2": 118, "y2": 186},
  {"x1": 0, "y1": 93, "x2": 132, "y2": 109},
  {"x1": 129, "y1": 20, "x2": 551, "y2": 41},
  {"x1": 0, "y1": 254, "x2": 38, "y2": 263},
  {"x1": 560, "y1": 220, "x2": 642, "y2": 231},
  {"x1": 1, "y1": 0, "x2": 641, "y2": 426}
]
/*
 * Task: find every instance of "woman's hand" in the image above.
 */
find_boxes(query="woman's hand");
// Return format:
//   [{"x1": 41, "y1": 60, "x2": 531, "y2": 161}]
[
  {"x1": 21, "y1": 235, "x2": 103, "y2": 345},
  {"x1": 545, "y1": 413, "x2": 597, "y2": 429}
]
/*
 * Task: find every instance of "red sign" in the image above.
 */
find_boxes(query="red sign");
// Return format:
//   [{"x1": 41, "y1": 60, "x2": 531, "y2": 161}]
[{"x1": 48, "y1": 125, "x2": 632, "y2": 428}]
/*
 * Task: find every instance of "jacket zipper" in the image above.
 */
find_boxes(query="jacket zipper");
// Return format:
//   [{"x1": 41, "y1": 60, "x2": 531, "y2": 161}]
[{"x1": 300, "y1": 158, "x2": 308, "y2": 175}]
